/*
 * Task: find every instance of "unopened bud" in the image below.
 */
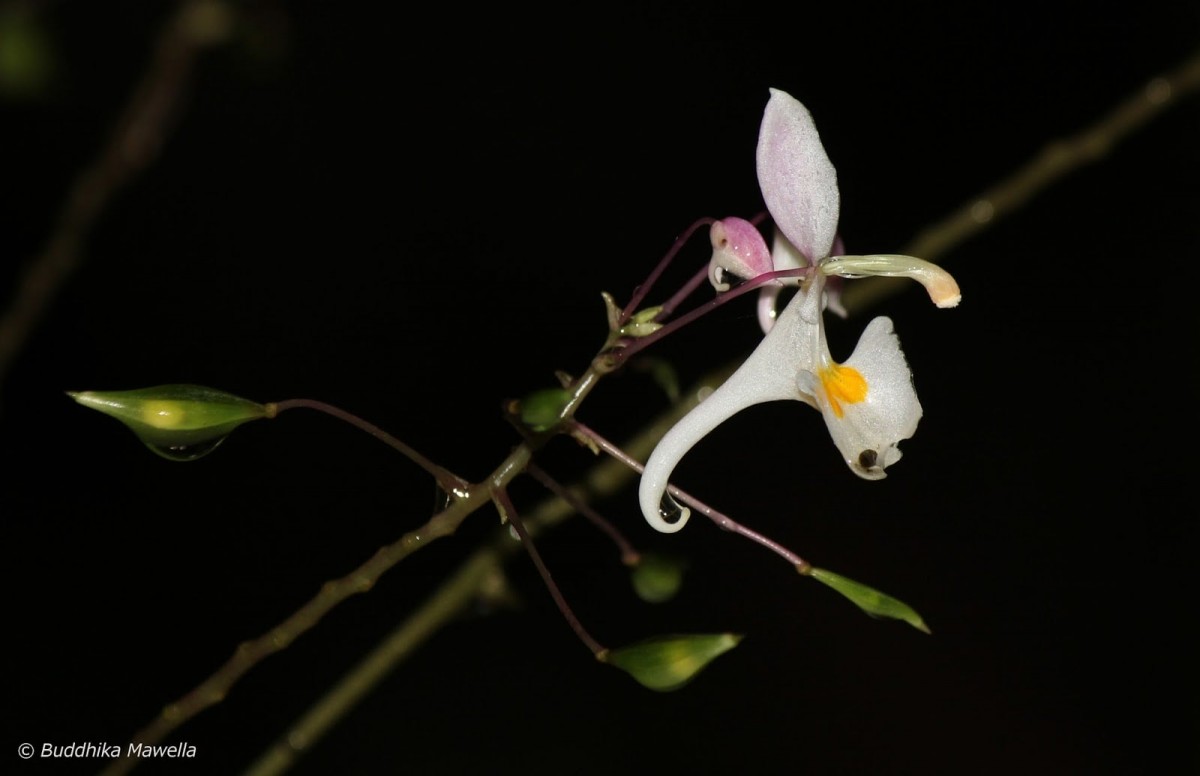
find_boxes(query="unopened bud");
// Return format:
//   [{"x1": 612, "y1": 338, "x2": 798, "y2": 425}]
[
  {"x1": 601, "y1": 633, "x2": 742, "y2": 692},
  {"x1": 630, "y1": 553, "x2": 687, "y2": 604},
  {"x1": 619, "y1": 306, "x2": 664, "y2": 338},
  {"x1": 808, "y1": 567, "x2": 930, "y2": 633},
  {"x1": 518, "y1": 387, "x2": 572, "y2": 432},
  {"x1": 68, "y1": 384, "x2": 267, "y2": 461}
]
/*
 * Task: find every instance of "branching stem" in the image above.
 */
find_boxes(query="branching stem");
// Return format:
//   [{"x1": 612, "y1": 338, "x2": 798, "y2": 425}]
[
  {"x1": 0, "y1": 0, "x2": 233, "y2": 396},
  {"x1": 527, "y1": 462, "x2": 640, "y2": 566},
  {"x1": 492, "y1": 488, "x2": 607, "y2": 657}
]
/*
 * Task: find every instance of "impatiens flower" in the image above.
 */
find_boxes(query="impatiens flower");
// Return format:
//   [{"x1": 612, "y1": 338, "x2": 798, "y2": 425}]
[{"x1": 639, "y1": 89, "x2": 959, "y2": 534}]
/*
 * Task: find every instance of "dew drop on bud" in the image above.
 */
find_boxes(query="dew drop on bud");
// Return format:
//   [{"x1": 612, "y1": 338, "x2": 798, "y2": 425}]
[{"x1": 143, "y1": 437, "x2": 228, "y2": 461}]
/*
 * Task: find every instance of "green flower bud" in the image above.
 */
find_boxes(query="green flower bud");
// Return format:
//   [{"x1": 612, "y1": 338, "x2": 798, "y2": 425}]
[
  {"x1": 69, "y1": 384, "x2": 267, "y2": 461},
  {"x1": 630, "y1": 553, "x2": 687, "y2": 604},
  {"x1": 628, "y1": 305, "x2": 664, "y2": 325},
  {"x1": 618, "y1": 305, "x2": 664, "y2": 338},
  {"x1": 518, "y1": 387, "x2": 572, "y2": 432},
  {"x1": 618, "y1": 320, "x2": 663, "y2": 338},
  {"x1": 601, "y1": 633, "x2": 742, "y2": 692},
  {"x1": 808, "y1": 567, "x2": 930, "y2": 634}
]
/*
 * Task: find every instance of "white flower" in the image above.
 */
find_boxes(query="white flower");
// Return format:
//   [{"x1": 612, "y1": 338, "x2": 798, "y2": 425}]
[{"x1": 639, "y1": 89, "x2": 959, "y2": 533}]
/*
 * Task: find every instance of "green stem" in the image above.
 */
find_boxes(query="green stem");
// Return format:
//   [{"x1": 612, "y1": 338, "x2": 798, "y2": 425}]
[
  {"x1": 99, "y1": 444, "x2": 529, "y2": 776},
  {"x1": 239, "y1": 365, "x2": 737, "y2": 776}
]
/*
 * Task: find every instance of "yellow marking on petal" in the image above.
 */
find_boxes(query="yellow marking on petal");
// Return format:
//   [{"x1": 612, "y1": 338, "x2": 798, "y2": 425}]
[{"x1": 819, "y1": 364, "x2": 868, "y2": 419}]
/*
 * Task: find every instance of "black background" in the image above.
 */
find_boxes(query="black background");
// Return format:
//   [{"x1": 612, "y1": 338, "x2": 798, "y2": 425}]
[{"x1": 4, "y1": 3, "x2": 1198, "y2": 774}]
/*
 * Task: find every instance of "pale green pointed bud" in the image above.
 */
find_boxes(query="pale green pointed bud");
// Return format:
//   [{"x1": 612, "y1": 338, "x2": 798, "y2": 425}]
[
  {"x1": 618, "y1": 321, "x2": 663, "y2": 337},
  {"x1": 808, "y1": 567, "x2": 931, "y2": 634},
  {"x1": 518, "y1": 387, "x2": 572, "y2": 432},
  {"x1": 68, "y1": 384, "x2": 267, "y2": 461},
  {"x1": 629, "y1": 306, "x2": 664, "y2": 324},
  {"x1": 631, "y1": 553, "x2": 687, "y2": 604},
  {"x1": 619, "y1": 306, "x2": 664, "y2": 338},
  {"x1": 601, "y1": 633, "x2": 742, "y2": 692}
]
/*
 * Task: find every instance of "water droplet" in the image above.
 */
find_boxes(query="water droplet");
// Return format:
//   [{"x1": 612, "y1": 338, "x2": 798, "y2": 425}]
[
  {"x1": 433, "y1": 485, "x2": 452, "y2": 513},
  {"x1": 142, "y1": 436, "x2": 227, "y2": 461},
  {"x1": 433, "y1": 485, "x2": 471, "y2": 513},
  {"x1": 658, "y1": 493, "x2": 690, "y2": 526}
]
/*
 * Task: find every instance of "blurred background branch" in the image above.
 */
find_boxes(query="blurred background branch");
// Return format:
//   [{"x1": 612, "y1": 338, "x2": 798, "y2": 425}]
[{"x1": 0, "y1": 0, "x2": 232, "y2": 401}]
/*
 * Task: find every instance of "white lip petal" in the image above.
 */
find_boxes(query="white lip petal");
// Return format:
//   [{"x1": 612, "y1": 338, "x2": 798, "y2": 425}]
[
  {"x1": 756, "y1": 89, "x2": 840, "y2": 266},
  {"x1": 801, "y1": 315, "x2": 922, "y2": 480}
]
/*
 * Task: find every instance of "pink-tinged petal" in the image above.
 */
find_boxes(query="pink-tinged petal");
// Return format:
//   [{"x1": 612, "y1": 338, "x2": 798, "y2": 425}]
[
  {"x1": 639, "y1": 281, "x2": 823, "y2": 532},
  {"x1": 756, "y1": 89, "x2": 840, "y2": 265},
  {"x1": 708, "y1": 217, "x2": 773, "y2": 291}
]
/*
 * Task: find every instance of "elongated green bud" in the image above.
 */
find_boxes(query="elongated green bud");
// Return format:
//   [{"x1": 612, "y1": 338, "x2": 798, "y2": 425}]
[
  {"x1": 630, "y1": 553, "x2": 687, "y2": 604},
  {"x1": 808, "y1": 567, "x2": 930, "y2": 634},
  {"x1": 518, "y1": 387, "x2": 572, "y2": 432},
  {"x1": 601, "y1": 633, "x2": 742, "y2": 692},
  {"x1": 68, "y1": 384, "x2": 267, "y2": 461}
]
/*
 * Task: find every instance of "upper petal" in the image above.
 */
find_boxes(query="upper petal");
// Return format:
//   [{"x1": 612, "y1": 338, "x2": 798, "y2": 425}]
[
  {"x1": 798, "y1": 315, "x2": 922, "y2": 479},
  {"x1": 756, "y1": 89, "x2": 840, "y2": 265}
]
